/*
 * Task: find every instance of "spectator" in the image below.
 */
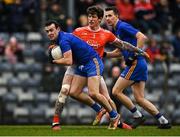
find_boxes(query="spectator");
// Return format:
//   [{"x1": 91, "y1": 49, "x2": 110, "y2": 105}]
[
  {"x1": 145, "y1": 37, "x2": 162, "y2": 63},
  {"x1": 76, "y1": 14, "x2": 88, "y2": 27},
  {"x1": 154, "y1": 0, "x2": 171, "y2": 31},
  {"x1": 0, "y1": 37, "x2": 5, "y2": 56},
  {"x1": 169, "y1": 0, "x2": 180, "y2": 32},
  {"x1": 150, "y1": 0, "x2": 161, "y2": 5},
  {"x1": 159, "y1": 40, "x2": 173, "y2": 66},
  {"x1": 75, "y1": 0, "x2": 94, "y2": 17},
  {"x1": 105, "y1": 0, "x2": 116, "y2": 6},
  {"x1": 5, "y1": 36, "x2": 24, "y2": 64},
  {"x1": 134, "y1": 0, "x2": 161, "y2": 33},
  {"x1": 171, "y1": 29, "x2": 180, "y2": 62},
  {"x1": 65, "y1": 17, "x2": 75, "y2": 32},
  {"x1": 6, "y1": 0, "x2": 27, "y2": 32},
  {"x1": 115, "y1": 0, "x2": 136, "y2": 25},
  {"x1": 23, "y1": 0, "x2": 40, "y2": 31},
  {"x1": 0, "y1": 1, "x2": 8, "y2": 31},
  {"x1": 46, "y1": 2, "x2": 66, "y2": 30}
]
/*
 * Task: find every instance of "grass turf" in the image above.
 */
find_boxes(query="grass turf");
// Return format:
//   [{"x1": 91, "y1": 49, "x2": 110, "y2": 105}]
[{"x1": 0, "y1": 125, "x2": 179, "y2": 136}]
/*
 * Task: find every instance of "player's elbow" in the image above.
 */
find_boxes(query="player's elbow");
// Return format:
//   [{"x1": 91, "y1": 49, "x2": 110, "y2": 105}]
[
  {"x1": 142, "y1": 35, "x2": 148, "y2": 42},
  {"x1": 137, "y1": 32, "x2": 148, "y2": 42}
]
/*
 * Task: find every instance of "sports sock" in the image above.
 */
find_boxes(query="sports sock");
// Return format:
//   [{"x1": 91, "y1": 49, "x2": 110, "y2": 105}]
[
  {"x1": 53, "y1": 114, "x2": 60, "y2": 124},
  {"x1": 109, "y1": 110, "x2": 118, "y2": 119},
  {"x1": 53, "y1": 100, "x2": 64, "y2": 124},
  {"x1": 91, "y1": 103, "x2": 102, "y2": 112},
  {"x1": 155, "y1": 113, "x2": 168, "y2": 124},
  {"x1": 130, "y1": 107, "x2": 142, "y2": 118}
]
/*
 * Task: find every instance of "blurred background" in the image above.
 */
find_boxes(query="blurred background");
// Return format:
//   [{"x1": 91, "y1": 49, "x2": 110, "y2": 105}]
[{"x1": 0, "y1": 0, "x2": 180, "y2": 125}]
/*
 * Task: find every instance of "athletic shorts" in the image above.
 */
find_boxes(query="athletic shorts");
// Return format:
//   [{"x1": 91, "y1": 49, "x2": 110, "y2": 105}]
[
  {"x1": 74, "y1": 56, "x2": 104, "y2": 77},
  {"x1": 65, "y1": 66, "x2": 76, "y2": 76},
  {"x1": 121, "y1": 57, "x2": 148, "y2": 82}
]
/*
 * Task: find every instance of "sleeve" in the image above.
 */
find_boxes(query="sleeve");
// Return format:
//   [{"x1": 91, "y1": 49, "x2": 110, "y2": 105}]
[
  {"x1": 72, "y1": 28, "x2": 80, "y2": 37},
  {"x1": 108, "y1": 31, "x2": 117, "y2": 43},
  {"x1": 58, "y1": 39, "x2": 71, "y2": 54},
  {"x1": 122, "y1": 23, "x2": 139, "y2": 37}
]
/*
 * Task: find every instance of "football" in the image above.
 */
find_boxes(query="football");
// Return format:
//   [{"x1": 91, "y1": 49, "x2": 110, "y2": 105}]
[{"x1": 49, "y1": 45, "x2": 62, "y2": 60}]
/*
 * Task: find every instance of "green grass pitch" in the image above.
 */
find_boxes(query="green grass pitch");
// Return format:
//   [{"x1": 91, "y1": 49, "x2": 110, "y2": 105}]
[{"x1": 0, "y1": 125, "x2": 179, "y2": 136}]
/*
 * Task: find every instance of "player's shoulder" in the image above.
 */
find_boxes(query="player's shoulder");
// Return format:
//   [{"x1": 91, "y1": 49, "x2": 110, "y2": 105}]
[
  {"x1": 118, "y1": 21, "x2": 132, "y2": 29},
  {"x1": 60, "y1": 32, "x2": 74, "y2": 42},
  {"x1": 74, "y1": 26, "x2": 88, "y2": 32},
  {"x1": 100, "y1": 28, "x2": 113, "y2": 35}
]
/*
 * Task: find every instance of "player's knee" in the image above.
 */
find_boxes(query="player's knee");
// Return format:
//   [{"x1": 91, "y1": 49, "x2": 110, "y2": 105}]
[
  {"x1": 58, "y1": 84, "x2": 70, "y2": 103},
  {"x1": 112, "y1": 87, "x2": 118, "y2": 97},
  {"x1": 69, "y1": 89, "x2": 78, "y2": 98},
  {"x1": 112, "y1": 86, "x2": 123, "y2": 97},
  {"x1": 89, "y1": 92, "x2": 98, "y2": 99}
]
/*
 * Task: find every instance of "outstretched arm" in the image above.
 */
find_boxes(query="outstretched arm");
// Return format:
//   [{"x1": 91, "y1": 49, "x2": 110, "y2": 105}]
[
  {"x1": 112, "y1": 39, "x2": 150, "y2": 60},
  {"x1": 104, "y1": 48, "x2": 123, "y2": 58}
]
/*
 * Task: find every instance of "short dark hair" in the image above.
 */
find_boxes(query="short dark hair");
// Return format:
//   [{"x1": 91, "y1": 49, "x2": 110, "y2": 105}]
[
  {"x1": 87, "y1": 6, "x2": 104, "y2": 19},
  {"x1": 45, "y1": 20, "x2": 60, "y2": 28},
  {"x1": 105, "y1": 6, "x2": 119, "y2": 16}
]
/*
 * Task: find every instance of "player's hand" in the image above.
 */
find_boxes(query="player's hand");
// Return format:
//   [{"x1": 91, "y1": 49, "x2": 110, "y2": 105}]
[
  {"x1": 48, "y1": 44, "x2": 55, "y2": 50},
  {"x1": 48, "y1": 44, "x2": 56, "y2": 63},
  {"x1": 52, "y1": 59, "x2": 60, "y2": 64}
]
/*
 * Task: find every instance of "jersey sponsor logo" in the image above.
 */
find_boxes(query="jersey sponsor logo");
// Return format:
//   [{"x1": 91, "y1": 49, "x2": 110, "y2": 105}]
[
  {"x1": 87, "y1": 40, "x2": 100, "y2": 49},
  {"x1": 82, "y1": 32, "x2": 88, "y2": 35}
]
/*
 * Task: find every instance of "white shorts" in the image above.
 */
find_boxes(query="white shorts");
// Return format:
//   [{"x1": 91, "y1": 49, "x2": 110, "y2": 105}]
[
  {"x1": 65, "y1": 65, "x2": 106, "y2": 79},
  {"x1": 65, "y1": 66, "x2": 75, "y2": 76}
]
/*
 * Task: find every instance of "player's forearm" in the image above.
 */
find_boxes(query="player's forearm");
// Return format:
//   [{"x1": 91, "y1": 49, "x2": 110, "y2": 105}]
[
  {"x1": 113, "y1": 39, "x2": 145, "y2": 55},
  {"x1": 53, "y1": 58, "x2": 73, "y2": 65},
  {"x1": 105, "y1": 49, "x2": 122, "y2": 58},
  {"x1": 122, "y1": 41, "x2": 144, "y2": 54},
  {"x1": 136, "y1": 32, "x2": 148, "y2": 49}
]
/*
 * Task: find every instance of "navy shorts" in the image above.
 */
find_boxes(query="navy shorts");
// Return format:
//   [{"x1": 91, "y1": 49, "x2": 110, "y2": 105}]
[
  {"x1": 75, "y1": 56, "x2": 104, "y2": 77},
  {"x1": 121, "y1": 57, "x2": 148, "y2": 82}
]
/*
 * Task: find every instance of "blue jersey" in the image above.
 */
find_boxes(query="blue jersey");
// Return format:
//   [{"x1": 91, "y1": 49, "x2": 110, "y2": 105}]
[
  {"x1": 114, "y1": 20, "x2": 139, "y2": 61},
  {"x1": 56, "y1": 31, "x2": 99, "y2": 65},
  {"x1": 114, "y1": 20, "x2": 148, "y2": 82}
]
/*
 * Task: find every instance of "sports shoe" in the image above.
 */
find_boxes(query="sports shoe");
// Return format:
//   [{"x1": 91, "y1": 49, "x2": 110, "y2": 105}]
[
  {"x1": 118, "y1": 122, "x2": 132, "y2": 130},
  {"x1": 52, "y1": 123, "x2": 61, "y2": 131},
  {"x1": 158, "y1": 123, "x2": 171, "y2": 129},
  {"x1": 52, "y1": 115, "x2": 61, "y2": 131},
  {"x1": 108, "y1": 114, "x2": 120, "y2": 130},
  {"x1": 92, "y1": 108, "x2": 106, "y2": 126},
  {"x1": 131, "y1": 115, "x2": 146, "y2": 129}
]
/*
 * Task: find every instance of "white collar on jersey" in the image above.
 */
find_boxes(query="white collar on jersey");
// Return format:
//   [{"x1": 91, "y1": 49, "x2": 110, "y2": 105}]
[{"x1": 87, "y1": 26, "x2": 101, "y2": 32}]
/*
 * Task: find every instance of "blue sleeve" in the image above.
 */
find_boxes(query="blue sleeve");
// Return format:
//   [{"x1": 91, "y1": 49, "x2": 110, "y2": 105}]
[
  {"x1": 121, "y1": 23, "x2": 139, "y2": 37},
  {"x1": 58, "y1": 39, "x2": 71, "y2": 54}
]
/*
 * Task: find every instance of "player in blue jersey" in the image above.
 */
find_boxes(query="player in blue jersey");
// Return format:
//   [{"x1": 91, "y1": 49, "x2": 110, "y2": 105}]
[
  {"x1": 104, "y1": 6, "x2": 171, "y2": 129},
  {"x1": 46, "y1": 7, "x2": 151, "y2": 131},
  {"x1": 45, "y1": 20, "x2": 125, "y2": 130}
]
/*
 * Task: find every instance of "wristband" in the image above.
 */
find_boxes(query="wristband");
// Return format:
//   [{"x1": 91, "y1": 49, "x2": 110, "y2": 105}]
[{"x1": 138, "y1": 48, "x2": 144, "y2": 54}]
